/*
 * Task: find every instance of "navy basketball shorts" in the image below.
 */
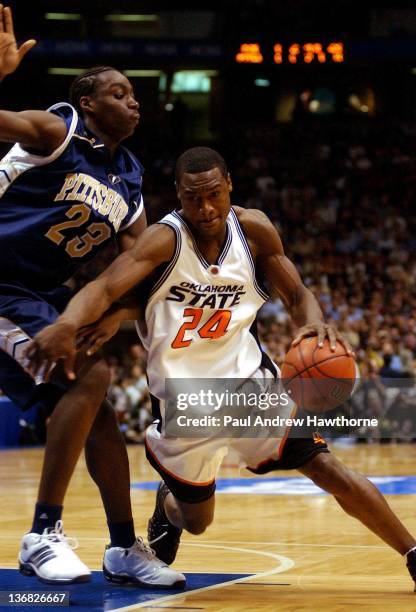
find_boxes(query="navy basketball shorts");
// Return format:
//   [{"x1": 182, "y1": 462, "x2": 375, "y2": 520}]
[{"x1": 0, "y1": 282, "x2": 74, "y2": 411}]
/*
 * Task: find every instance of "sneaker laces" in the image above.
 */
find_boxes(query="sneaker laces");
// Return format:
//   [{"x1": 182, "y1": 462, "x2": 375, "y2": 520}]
[
  {"x1": 41, "y1": 520, "x2": 79, "y2": 550},
  {"x1": 134, "y1": 536, "x2": 159, "y2": 560},
  {"x1": 148, "y1": 531, "x2": 168, "y2": 546}
]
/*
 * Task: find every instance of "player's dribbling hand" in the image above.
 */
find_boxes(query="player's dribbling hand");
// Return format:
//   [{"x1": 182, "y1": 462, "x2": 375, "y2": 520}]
[
  {"x1": 24, "y1": 321, "x2": 77, "y2": 381},
  {"x1": 0, "y1": 5, "x2": 36, "y2": 79},
  {"x1": 292, "y1": 322, "x2": 354, "y2": 354}
]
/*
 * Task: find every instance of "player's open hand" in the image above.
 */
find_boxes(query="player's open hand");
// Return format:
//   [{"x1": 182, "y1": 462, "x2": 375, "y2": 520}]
[
  {"x1": 77, "y1": 312, "x2": 122, "y2": 356},
  {"x1": 292, "y1": 322, "x2": 353, "y2": 354},
  {"x1": 23, "y1": 321, "x2": 77, "y2": 381},
  {"x1": 0, "y1": 5, "x2": 36, "y2": 79}
]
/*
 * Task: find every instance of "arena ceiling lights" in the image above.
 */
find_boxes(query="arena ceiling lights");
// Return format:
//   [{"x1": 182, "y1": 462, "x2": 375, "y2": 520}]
[
  {"x1": 45, "y1": 13, "x2": 82, "y2": 21},
  {"x1": 44, "y1": 13, "x2": 158, "y2": 23},
  {"x1": 104, "y1": 14, "x2": 158, "y2": 22}
]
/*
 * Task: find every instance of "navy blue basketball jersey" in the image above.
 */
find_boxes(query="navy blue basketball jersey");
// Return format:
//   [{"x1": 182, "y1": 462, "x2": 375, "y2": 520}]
[{"x1": 0, "y1": 103, "x2": 144, "y2": 290}]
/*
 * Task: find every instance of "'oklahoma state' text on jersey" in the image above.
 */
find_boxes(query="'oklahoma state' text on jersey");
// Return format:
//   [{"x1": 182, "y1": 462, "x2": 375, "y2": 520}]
[{"x1": 136, "y1": 208, "x2": 272, "y2": 403}]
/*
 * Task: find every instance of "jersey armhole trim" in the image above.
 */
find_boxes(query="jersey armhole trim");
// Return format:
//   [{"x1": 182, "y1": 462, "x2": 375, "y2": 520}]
[
  {"x1": 0, "y1": 103, "x2": 78, "y2": 199},
  {"x1": 149, "y1": 221, "x2": 182, "y2": 297},
  {"x1": 12, "y1": 102, "x2": 79, "y2": 167},
  {"x1": 229, "y1": 208, "x2": 269, "y2": 301},
  {"x1": 119, "y1": 194, "x2": 144, "y2": 232}
]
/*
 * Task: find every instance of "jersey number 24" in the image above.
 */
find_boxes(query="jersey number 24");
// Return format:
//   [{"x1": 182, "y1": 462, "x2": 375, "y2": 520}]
[{"x1": 172, "y1": 308, "x2": 231, "y2": 349}]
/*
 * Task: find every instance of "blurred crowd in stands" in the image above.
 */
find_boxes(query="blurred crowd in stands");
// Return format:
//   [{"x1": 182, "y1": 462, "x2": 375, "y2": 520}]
[
  {"x1": 4, "y1": 116, "x2": 416, "y2": 444},
  {"x1": 105, "y1": 343, "x2": 153, "y2": 445}
]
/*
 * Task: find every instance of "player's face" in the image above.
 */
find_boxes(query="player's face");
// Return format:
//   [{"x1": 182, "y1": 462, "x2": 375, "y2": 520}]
[
  {"x1": 86, "y1": 70, "x2": 140, "y2": 140},
  {"x1": 177, "y1": 167, "x2": 232, "y2": 238}
]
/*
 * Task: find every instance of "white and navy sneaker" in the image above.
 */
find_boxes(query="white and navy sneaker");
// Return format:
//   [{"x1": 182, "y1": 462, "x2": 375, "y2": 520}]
[
  {"x1": 103, "y1": 537, "x2": 186, "y2": 589},
  {"x1": 18, "y1": 520, "x2": 91, "y2": 584}
]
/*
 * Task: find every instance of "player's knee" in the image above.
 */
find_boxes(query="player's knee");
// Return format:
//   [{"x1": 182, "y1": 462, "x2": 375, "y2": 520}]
[
  {"x1": 301, "y1": 453, "x2": 356, "y2": 496},
  {"x1": 78, "y1": 359, "x2": 111, "y2": 395},
  {"x1": 180, "y1": 499, "x2": 214, "y2": 535},
  {"x1": 183, "y1": 516, "x2": 211, "y2": 535},
  {"x1": 90, "y1": 359, "x2": 111, "y2": 386}
]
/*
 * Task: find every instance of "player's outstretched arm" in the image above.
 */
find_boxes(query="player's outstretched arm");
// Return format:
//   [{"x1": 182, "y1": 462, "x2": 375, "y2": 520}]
[
  {"x1": 0, "y1": 5, "x2": 36, "y2": 80},
  {"x1": 77, "y1": 299, "x2": 143, "y2": 356},
  {"x1": 24, "y1": 224, "x2": 175, "y2": 378},
  {"x1": 0, "y1": 109, "x2": 67, "y2": 153},
  {"x1": 238, "y1": 208, "x2": 352, "y2": 353}
]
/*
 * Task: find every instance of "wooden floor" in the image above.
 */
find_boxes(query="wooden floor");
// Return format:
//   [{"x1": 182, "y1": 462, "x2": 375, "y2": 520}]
[{"x1": 1, "y1": 443, "x2": 416, "y2": 610}]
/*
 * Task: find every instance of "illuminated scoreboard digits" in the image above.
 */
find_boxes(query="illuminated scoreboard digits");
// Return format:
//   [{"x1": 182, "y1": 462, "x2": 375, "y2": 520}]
[
  {"x1": 236, "y1": 42, "x2": 344, "y2": 64},
  {"x1": 236, "y1": 43, "x2": 264, "y2": 64}
]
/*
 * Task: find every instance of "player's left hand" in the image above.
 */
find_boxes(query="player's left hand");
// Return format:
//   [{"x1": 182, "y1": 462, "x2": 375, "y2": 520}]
[
  {"x1": 292, "y1": 322, "x2": 353, "y2": 354},
  {"x1": 24, "y1": 321, "x2": 77, "y2": 381},
  {"x1": 0, "y1": 5, "x2": 36, "y2": 79},
  {"x1": 76, "y1": 312, "x2": 122, "y2": 356}
]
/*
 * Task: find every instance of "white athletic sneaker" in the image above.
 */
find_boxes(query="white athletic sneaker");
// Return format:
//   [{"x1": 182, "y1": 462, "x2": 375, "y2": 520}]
[
  {"x1": 18, "y1": 520, "x2": 91, "y2": 584},
  {"x1": 103, "y1": 537, "x2": 186, "y2": 589}
]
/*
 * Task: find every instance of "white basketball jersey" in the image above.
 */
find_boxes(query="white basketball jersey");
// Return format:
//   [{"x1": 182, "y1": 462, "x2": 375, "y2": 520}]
[{"x1": 136, "y1": 207, "x2": 270, "y2": 401}]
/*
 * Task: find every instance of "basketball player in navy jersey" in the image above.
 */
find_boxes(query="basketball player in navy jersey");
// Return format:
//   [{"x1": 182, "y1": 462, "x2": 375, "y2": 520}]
[
  {"x1": 0, "y1": 6, "x2": 184, "y2": 587},
  {"x1": 25, "y1": 148, "x2": 416, "y2": 587}
]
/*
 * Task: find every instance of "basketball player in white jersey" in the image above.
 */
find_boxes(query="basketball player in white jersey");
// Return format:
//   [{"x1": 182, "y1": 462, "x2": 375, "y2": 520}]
[{"x1": 26, "y1": 147, "x2": 416, "y2": 587}]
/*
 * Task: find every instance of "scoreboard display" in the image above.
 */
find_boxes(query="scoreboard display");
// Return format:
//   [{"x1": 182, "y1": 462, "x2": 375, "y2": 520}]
[{"x1": 235, "y1": 42, "x2": 344, "y2": 64}]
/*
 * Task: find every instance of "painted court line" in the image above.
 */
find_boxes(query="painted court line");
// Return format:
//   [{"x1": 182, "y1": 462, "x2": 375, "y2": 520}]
[
  {"x1": 147, "y1": 606, "x2": 204, "y2": 610},
  {"x1": 109, "y1": 543, "x2": 294, "y2": 611},
  {"x1": 183, "y1": 539, "x2": 388, "y2": 550}
]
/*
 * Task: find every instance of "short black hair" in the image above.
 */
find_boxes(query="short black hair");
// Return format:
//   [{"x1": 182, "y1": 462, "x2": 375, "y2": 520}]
[
  {"x1": 69, "y1": 66, "x2": 116, "y2": 114},
  {"x1": 175, "y1": 147, "x2": 228, "y2": 184}
]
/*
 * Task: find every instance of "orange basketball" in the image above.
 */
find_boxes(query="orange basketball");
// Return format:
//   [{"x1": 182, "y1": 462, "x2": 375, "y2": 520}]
[{"x1": 281, "y1": 336, "x2": 356, "y2": 413}]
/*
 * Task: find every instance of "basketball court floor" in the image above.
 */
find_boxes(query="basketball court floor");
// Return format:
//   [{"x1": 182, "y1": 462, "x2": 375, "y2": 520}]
[{"x1": 1, "y1": 443, "x2": 416, "y2": 611}]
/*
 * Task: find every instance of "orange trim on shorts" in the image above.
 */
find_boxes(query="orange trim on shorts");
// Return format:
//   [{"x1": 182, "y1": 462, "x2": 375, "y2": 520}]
[
  {"x1": 313, "y1": 431, "x2": 326, "y2": 445},
  {"x1": 144, "y1": 432, "x2": 216, "y2": 488},
  {"x1": 246, "y1": 405, "x2": 298, "y2": 471}
]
